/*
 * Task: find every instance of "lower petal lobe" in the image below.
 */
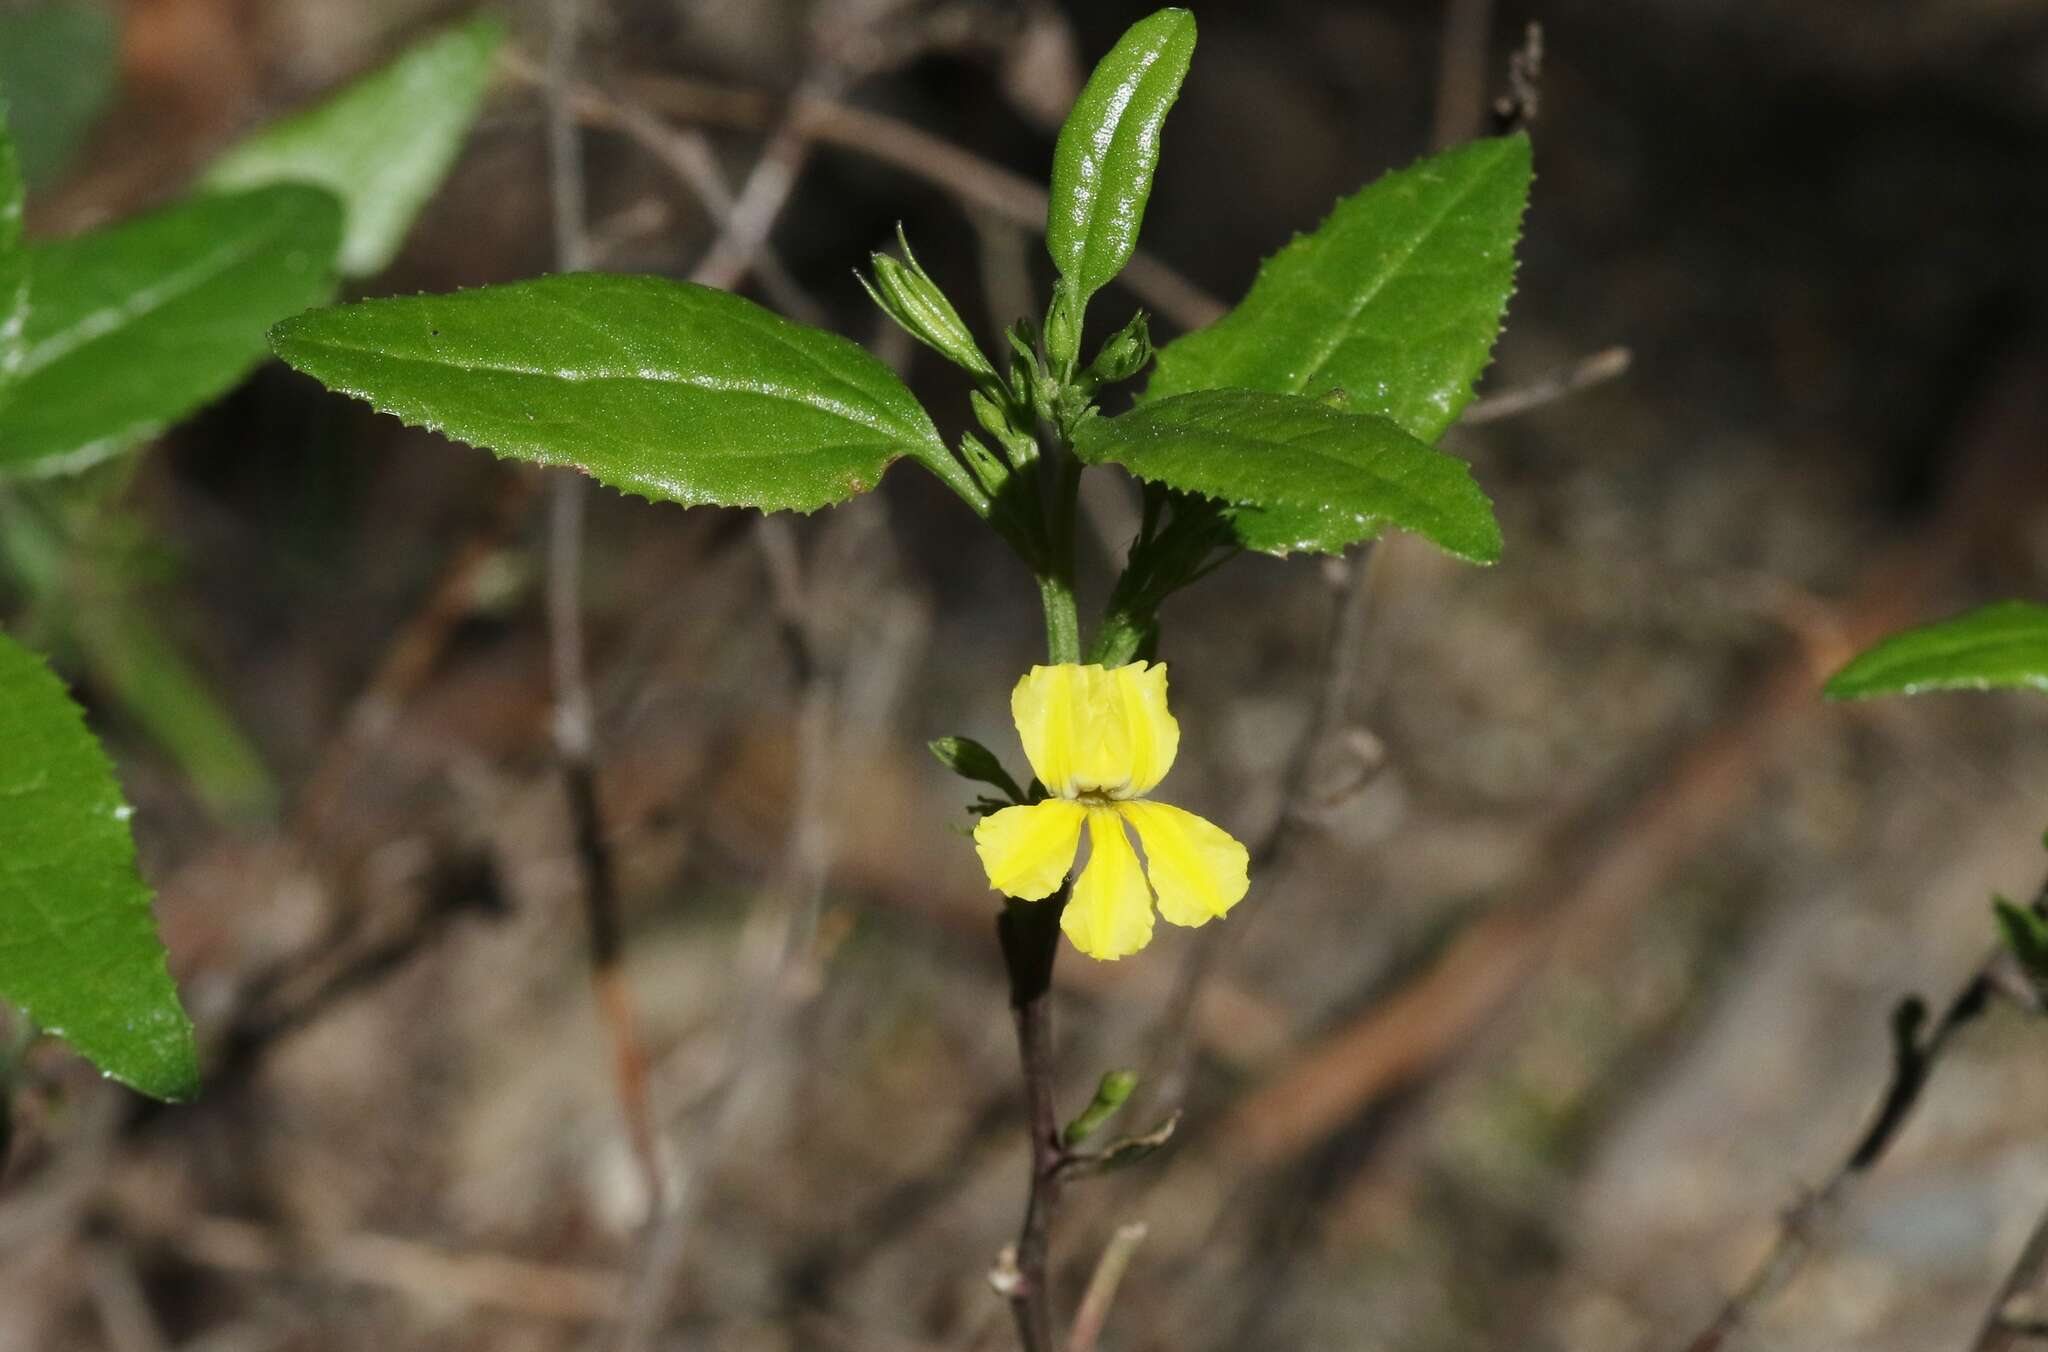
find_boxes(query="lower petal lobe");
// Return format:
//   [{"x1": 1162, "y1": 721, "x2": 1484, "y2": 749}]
[
  {"x1": 1121, "y1": 800, "x2": 1249, "y2": 927},
  {"x1": 1062, "y1": 808, "x2": 1156, "y2": 960},
  {"x1": 973, "y1": 799, "x2": 1086, "y2": 900}
]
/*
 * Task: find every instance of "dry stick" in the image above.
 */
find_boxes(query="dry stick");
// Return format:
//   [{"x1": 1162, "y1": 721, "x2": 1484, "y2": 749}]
[
  {"x1": 689, "y1": 81, "x2": 830, "y2": 296},
  {"x1": 605, "y1": 81, "x2": 862, "y2": 1352},
  {"x1": 1465, "y1": 346, "x2": 1633, "y2": 424},
  {"x1": 542, "y1": 0, "x2": 666, "y2": 1223},
  {"x1": 1215, "y1": 342, "x2": 2048, "y2": 1170},
  {"x1": 533, "y1": 68, "x2": 1229, "y2": 332},
  {"x1": 84, "y1": 1240, "x2": 170, "y2": 1352},
  {"x1": 1431, "y1": 0, "x2": 1496, "y2": 150},
  {"x1": 1065, "y1": 1222, "x2": 1148, "y2": 1352},
  {"x1": 577, "y1": 89, "x2": 828, "y2": 327},
  {"x1": 1970, "y1": 1199, "x2": 2048, "y2": 1352},
  {"x1": 609, "y1": 547, "x2": 864, "y2": 1352},
  {"x1": 291, "y1": 471, "x2": 540, "y2": 840},
  {"x1": 166, "y1": 1214, "x2": 625, "y2": 1322},
  {"x1": 1679, "y1": 883, "x2": 2040, "y2": 1352}
]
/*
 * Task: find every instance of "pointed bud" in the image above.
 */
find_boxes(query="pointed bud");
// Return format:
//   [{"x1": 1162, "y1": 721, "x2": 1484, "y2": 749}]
[
  {"x1": 860, "y1": 227, "x2": 996, "y2": 380},
  {"x1": 1043, "y1": 278, "x2": 1085, "y2": 378},
  {"x1": 1085, "y1": 310, "x2": 1152, "y2": 386},
  {"x1": 1061, "y1": 1068, "x2": 1139, "y2": 1147}
]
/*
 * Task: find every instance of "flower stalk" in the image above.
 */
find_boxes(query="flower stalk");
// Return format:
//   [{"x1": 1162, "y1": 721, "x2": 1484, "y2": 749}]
[{"x1": 997, "y1": 889, "x2": 1069, "y2": 1352}]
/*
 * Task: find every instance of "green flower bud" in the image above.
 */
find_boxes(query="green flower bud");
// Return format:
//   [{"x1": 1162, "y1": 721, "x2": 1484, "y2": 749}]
[
  {"x1": 859, "y1": 226, "x2": 996, "y2": 380},
  {"x1": 1085, "y1": 310, "x2": 1152, "y2": 386}
]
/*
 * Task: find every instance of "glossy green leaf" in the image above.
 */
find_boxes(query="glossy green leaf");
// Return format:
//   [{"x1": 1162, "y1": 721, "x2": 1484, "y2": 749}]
[
  {"x1": 1072, "y1": 389, "x2": 1500, "y2": 563},
  {"x1": 0, "y1": 184, "x2": 344, "y2": 476},
  {"x1": 0, "y1": 98, "x2": 25, "y2": 398},
  {"x1": 1825, "y1": 601, "x2": 2048, "y2": 700},
  {"x1": 270, "y1": 274, "x2": 953, "y2": 513},
  {"x1": 0, "y1": 631, "x2": 197, "y2": 1101},
  {"x1": 0, "y1": 1, "x2": 119, "y2": 189},
  {"x1": 1147, "y1": 134, "x2": 1532, "y2": 445},
  {"x1": 202, "y1": 16, "x2": 505, "y2": 277},
  {"x1": 1046, "y1": 8, "x2": 1195, "y2": 304}
]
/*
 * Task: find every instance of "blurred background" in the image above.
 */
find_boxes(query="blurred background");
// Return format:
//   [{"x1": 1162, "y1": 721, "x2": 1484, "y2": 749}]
[{"x1": 5, "y1": 0, "x2": 2048, "y2": 1349}]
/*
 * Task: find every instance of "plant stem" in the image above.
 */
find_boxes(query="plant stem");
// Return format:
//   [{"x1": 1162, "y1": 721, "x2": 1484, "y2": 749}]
[
  {"x1": 1037, "y1": 572, "x2": 1081, "y2": 665},
  {"x1": 998, "y1": 893, "x2": 1067, "y2": 1352},
  {"x1": 1034, "y1": 440, "x2": 1085, "y2": 665}
]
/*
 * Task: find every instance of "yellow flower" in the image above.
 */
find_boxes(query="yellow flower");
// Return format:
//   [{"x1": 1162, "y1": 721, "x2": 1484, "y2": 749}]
[{"x1": 973, "y1": 662, "x2": 1250, "y2": 961}]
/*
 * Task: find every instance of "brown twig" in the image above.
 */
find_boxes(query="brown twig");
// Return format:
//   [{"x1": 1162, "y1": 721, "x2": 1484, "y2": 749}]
[
  {"x1": 1066, "y1": 1222, "x2": 1148, "y2": 1352},
  {"x1": 162, "y1": 1214, "x2": 625, "y2": 1321},
  {"x1": 572, "y1": 91, "x2": 827, "y2": 326},
  {"x1": 84, "y1": 1240, "x2": 170, "y2": 1352},
  {"x1": 1463, "y1": 346, "x2": 1633, "y2": 424},
  {"x1": 1432, "y1": 0, "x2": 1496, "y2": 150},
  {"x1": 1679, "y1": 883, "x2": 2038, "y2": 1352},
  {"x1": 543, "y1": 0, "x2": 666, "y2": 1224},
  {"x1": 504, "y1": 60, "x2": 1229, "y2": 332}
]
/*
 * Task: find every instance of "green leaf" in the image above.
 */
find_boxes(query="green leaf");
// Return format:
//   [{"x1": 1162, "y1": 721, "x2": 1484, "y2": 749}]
[
  {"x1": 201, "y1": 16, "x2": 505, "y2": 278},
  {"x1": 1046, "y1": 8, "x2": 1195, "y2": 304},
  {"x1": 1824, "y1": 601, "x2": 2048, "y2": 700},
  {"x1": 1073, "y1": 388, "x2": 1500, "y2": 563},
  {"x1": 270, "y1": 274, "x2": 952, "y2": 513},
  {"x1": 929, "y1": 735, "x2": 1024, "y2": 804},
  {"x1": 0, "y1": 631, "x2": 197, "y2": 1101},
  {"x1": 1146, "y1": 134, "x2": 1533, "y2": 444},
  {"x1": 0, "y1": 97, "x2": 25, "y2": 397},
  {"x1": 0, "y1": 1, "x2": 119, "y2": 189},
  {"x1": 0, "y1": 184, "x2": 344, "y2": 477},
  {"x1": 0, "y1": 484, "x2": 274, "y2": 818},
  {"x1": 1993, "y1": 896, "x2": 2048, "y2": 990}
]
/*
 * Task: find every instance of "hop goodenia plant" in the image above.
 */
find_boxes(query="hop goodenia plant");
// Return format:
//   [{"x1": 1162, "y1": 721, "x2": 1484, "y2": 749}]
[
  {"x1": 269, "y1": 8, "x2": 1531, "y2": 960},
  {"x1": 268, "y1": 11, "x2": 1530, "y2": 1343}
]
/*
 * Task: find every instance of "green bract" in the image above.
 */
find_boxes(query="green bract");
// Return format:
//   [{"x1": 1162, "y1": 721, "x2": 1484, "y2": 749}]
[
  {"x1": 1072, "y1": 389, "x2": 1501, "y2": 563},
  {"x1": 270, "y1": 274, "x2": 956, "y2": 513},
  {"x1": 0, "y1": 184, "x2": 345, "y2": 476},
  {"x1": 202, "y1": 16, "x2": 506, "y2": 278},
  {"x1": 1825, "y1": 601, "x2": 2048, "y2": 699},
  {"x1": 0, "y1": 632, "x2": 197, "y2": 1101},
  {"x1": 1044, "y1": 7, "x2": 1194, "y2": 369},
  {"x1": 1148, "y1": 133, "x2": 1532, "y2": 444}
]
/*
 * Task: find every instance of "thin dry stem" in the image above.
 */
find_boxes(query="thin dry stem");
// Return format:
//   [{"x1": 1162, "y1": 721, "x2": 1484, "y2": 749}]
[
  {"x1": 1066, "y1": 1223, "x2": 1149, "y2": 1352},
  {"x1": 543, "y1": 0, "x2": 666, "y2": 1225}
]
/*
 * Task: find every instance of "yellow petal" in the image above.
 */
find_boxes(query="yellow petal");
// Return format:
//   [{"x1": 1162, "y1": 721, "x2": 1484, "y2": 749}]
[
  {"x1": 974, "y1": 800, "x2": 1086, "y2": 900},
  {"x1": 1121, "y1": 800, "x2": 1249, "y2": 928},
  {"x1": 1010, "y1": 662, "x2": 1180, "y2": 799},
  {"x1": 1062, "y1": 808, "x2": 1155, "y2": 960},
  {"x1": 1111, "y1": 661, "x2": 1179, "y2": 797}
]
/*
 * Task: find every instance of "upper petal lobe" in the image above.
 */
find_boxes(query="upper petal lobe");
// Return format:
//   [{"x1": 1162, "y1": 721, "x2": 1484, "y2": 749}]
[{"x1": 1010, "y1": 662, "x2": 1179, "y2": 798}]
